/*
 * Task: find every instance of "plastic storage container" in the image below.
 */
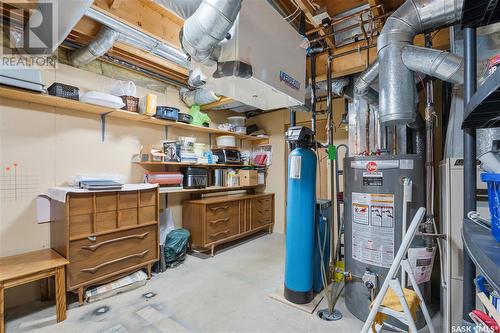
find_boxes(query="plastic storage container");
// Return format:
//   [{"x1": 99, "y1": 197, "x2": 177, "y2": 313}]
[
  {"x1": 48, "y1": 82, "x2": 79, "y2": 100},
  {"x1": 227, "y1": 116, "x2": 246, "y2": 127},
  {"x1": 481, "y1": 173, "x2": 500, "y2": 242}
]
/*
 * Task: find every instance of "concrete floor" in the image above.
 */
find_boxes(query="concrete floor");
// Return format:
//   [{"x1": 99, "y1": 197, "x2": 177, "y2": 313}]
[{"x1": 5, "y1": 233, "x2": 436, "y2": 333}]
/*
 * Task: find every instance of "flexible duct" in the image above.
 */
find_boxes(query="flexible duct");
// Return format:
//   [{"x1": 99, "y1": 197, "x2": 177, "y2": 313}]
[
  {"x1": 180, "y1": 88, "x2": 220, "y2": 106},
  {"x1": 402, "y1": 45, "x2": 464, "y2": 84},
  {"x1": 70, "y1": 27, "x2": 120, "y2": 67},
  {"x1": 377, "y1": 0, "x2": 463, "y2": 125},
  {"x1": 181, "y1": 0, "x2": 242, "y2": 64}
]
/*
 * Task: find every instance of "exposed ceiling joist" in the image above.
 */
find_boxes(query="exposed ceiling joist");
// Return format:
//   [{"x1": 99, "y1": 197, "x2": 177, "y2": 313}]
[
  {"x1": 293, "y1": 0, "x2": 335, "y2": 47},
  {"x1": 92, "y1": 0, "x2": 183, "y2": 48}
]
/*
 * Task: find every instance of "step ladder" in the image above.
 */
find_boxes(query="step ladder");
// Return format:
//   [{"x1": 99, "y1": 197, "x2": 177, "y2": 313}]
[{"x1": 361, "y1": 207, "x2": 435, "y2": 333}]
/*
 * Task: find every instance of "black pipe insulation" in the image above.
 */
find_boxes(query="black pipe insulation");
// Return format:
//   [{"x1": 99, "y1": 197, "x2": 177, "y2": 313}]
[{"x1": 462, "y1": 26, "x2": 477, "y2": 324}]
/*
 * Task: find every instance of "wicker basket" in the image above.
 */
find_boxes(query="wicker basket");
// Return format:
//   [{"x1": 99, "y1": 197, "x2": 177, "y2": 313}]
[{"x1": 120, "y1": 96, "x2": 139, "y2": 113}]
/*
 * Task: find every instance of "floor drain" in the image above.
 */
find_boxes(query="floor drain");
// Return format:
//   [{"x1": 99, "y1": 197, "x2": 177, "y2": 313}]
[
  {"x1": 143, "y1": 292, "x2": 156, "y2": 299},
  {"x1": 317, "y1": 308, "x2": 343, "y2": 321},
  {"x1": 94, "y1": 306, "x2": 110, "y2": 315}
]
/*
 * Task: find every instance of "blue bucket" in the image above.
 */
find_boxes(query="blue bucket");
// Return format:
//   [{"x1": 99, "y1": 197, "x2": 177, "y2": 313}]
[{"x1": 480, "y1": 173, "x2": 500, "y2": 242}]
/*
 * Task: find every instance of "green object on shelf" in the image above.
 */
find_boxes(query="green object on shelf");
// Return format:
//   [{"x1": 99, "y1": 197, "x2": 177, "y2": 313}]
[
  {"x1": 327, "y1": 145, "x2": 337, "y2": 161},
  {"x1": 189, "y1": 105, "x2": 211, "y2": 126}
]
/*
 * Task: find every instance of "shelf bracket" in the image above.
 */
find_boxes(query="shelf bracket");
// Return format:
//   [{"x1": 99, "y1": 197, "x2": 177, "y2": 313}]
[
  {"x1": 100, "y1": 112, "x2": 113, "y2": 142},
  {"x1": 164, "y1": 125, "x2": 169, "y2": 140}
]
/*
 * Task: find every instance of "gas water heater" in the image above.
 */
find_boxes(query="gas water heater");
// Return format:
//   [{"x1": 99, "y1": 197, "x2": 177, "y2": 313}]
[{"x1": 344, "y1": 155, "x2": 427, "y2": 327}]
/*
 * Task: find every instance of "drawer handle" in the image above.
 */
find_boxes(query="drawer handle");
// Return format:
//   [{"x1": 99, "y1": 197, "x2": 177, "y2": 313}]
[
  {"x1": 81, "y1": 232, "x2": 149, "y2": 251},
  {"x1": 80, "y1": 250, "x2": 149, "y2": 274},
  {"x1": 210, "y1": 205, "x2": 229, "y2": 212},
  {"x1": 209, "y1": 230, "x2": 230, "y2": 239},
  {"x1": 208, "y1": 218, "x2": 230, "y2": 225}
]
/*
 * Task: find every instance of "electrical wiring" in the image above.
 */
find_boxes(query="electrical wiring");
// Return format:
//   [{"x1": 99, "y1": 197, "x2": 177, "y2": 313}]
[{"x1": 284, "y1": 7, "x2": 300, "y2": 20}]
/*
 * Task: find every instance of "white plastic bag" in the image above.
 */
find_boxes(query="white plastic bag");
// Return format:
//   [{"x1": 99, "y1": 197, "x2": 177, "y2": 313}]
[
  {"x1": 109, "y1": 80, "x2": 137, "y2": 97},
  {"x1": 159, "y1": 208, "x2": 176, "y2": 244}
]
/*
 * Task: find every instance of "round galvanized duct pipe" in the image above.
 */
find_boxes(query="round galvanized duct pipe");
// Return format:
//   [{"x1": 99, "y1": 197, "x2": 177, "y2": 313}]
[
  {"x1": 70, "y1": 26, "x2": 120, "y2": 67},
  {"x1": 377, "y1": 0, "x2": 463, "y2": 125},
  {"x1": 354, "y1": 60, "x2": 379, "y2": 106},
  {"x1": 181, "y1": 0, "x2": 242, "y2": 64},
  {"x1": 402, "y1": 45, "x2": 464, "y2": 84},
  {"x1": 154, "y1": 0, "x2": 202, "y2": 19}
]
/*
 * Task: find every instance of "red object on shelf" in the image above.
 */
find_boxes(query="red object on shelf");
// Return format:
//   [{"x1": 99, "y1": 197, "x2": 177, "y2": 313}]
[
  {"x1": 254, "y1": 154, "x2": 268, "y2": 166},
  {"x1": 144, "y1": 172, "x2": 183, "y2": 185},
  {"x1": 470, "y1": 310, "x2": 500, "y2": 333}
]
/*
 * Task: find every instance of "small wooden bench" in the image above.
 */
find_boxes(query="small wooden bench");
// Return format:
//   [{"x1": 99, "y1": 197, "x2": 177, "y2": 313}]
[{"x1": 0, "y1": 249, "x2": 69, "y2": 333}]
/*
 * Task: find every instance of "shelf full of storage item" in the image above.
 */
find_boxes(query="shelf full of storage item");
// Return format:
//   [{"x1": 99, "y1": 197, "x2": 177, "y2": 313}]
[
  {"x1": 461, "y1": 0, "x2": 500, "y2": 28},
  {"x1": 462, "y1": 69, "x2": 500, "y2": 129},
  {"x1": 159, "y1": 185, "x2": 263, "y2": 194},
  {"x1": 463, "y1": 218, "x2": 500, "y2": 293},
  {"x1": 0, "y1": 86, "x2": 265, "y2": 141},
  {"x1": 135, "y1": 161, "x2": 266, "y2": 168}
]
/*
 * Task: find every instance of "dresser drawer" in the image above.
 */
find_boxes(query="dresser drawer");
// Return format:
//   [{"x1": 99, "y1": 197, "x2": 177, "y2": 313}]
[
  {"x1": 95, "y1": 193, "x2": 117, "y2": 212},
  {"x1": 252, "y1": 196, "x2": 272, "y2": 211},
  {"x1": 206, "y1": 216, "x2": 238, "y2": 238},
  {"x1": 206, "y1": 202, "x2": 236, "y2": 220},
  {"x1": 140, "y1": 189, "x2": 157, "y2": 207},
  {"x1": 119, "y1": 192, "x2": 138, "y2": 209},
  {"x1": 70, "y1": 214, "x2": 93, "y2": 238},
  {"x1": 251, "y1": 196, "x2": 273, "y2": 229},
  {"x1": 69, "y1": 194, "x2": 93, "y2": 216},
  {"x1": 68, "y1": 225, "x2": 157, "y2": 287}
]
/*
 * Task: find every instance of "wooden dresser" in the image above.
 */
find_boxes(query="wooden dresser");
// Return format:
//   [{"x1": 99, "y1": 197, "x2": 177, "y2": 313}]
[
  {"x1": 50, "y1": 188, "x2": 159, "y2": 304},
  {"x1": 183, "y1": 193, "x2": 274, "y2": 256}
]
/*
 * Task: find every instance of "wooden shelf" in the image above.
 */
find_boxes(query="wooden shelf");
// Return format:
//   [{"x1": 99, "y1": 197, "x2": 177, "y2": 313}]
[
  {"x1": 0, "y1": 86, "x2": 263, "y2": 141},
  {"x1": 135, "y1": 161, "x2": 267, "y2": 168},
  {"x1": 158, "y1": 185, "x2": 263, "y2": 194}
]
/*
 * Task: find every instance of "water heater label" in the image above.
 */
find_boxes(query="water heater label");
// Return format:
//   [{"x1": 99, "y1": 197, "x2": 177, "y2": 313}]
[
  {"x1": 363, "y1": 172, "x2": 383, "y2": 186},
  {"x1": 352, "y1": 192, "x2": 395, "y2": 268},
  {"x1": 290, "y1": 155, "x2": 302, "y2": 179}
]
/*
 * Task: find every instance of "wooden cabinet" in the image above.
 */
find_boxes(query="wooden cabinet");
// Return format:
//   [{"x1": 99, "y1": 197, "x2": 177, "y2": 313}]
[
  {"x1": 50, "y1": 188, "x2": 159, "y2": 304},
  {"x1": 183, "y1": 193, "x2": 274, "y2": 256}
]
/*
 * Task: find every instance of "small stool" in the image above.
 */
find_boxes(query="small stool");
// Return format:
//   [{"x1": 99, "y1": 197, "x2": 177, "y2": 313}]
[{"x1": 0, "y1": 249, "x2": 69, "y2": 333}]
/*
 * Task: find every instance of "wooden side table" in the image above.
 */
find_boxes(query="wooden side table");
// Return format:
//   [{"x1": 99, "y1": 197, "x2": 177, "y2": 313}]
[{"x1": 0, "y1": 249, "x2": 69, "y2": 333}]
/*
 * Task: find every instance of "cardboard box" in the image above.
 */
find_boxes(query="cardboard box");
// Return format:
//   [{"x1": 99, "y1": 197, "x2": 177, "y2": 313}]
[{"x1": 239, "y1": 170, "x2": 258, "y2": 186}]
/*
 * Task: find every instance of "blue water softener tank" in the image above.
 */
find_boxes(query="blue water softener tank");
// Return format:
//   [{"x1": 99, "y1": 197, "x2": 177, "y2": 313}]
[
  {"x1": 284, "y1": 147, "x2": 317, "y2": 304},
  {"x1": 313, "y1": 200, "x2": 331, "y2": 293}
]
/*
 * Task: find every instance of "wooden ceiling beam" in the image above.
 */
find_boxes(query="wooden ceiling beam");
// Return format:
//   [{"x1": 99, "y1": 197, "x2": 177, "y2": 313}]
[
  {"x1": 91, "y1": 0, "x2": 183, "y2": 48},
  {"x1": 293, "y1": 0, "x2": 335, "y2": 48}
]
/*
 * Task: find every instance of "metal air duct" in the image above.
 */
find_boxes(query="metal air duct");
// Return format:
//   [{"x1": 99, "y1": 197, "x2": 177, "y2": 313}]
[
  {"x1": 377, "y1": 0, "x2": 463, "y2": 125},
  {"x1": 354, "y1": 60, "x2": 379, "y2": 106},
  {"x1": 85, "y1": 7, "x2": 189, "y2": 68},
  {"x1": 181, "y1": 0, "x2": 242, "y2": 64},
  {"x1": 402, "y1": 45, "x2": 464, "y2": 84},
  {"x1": 70, "y1": 26, "x2": 120, "y2": 67},
  {"x1": 154, "y1": 0, "x2": 202, "y2": 19}
]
